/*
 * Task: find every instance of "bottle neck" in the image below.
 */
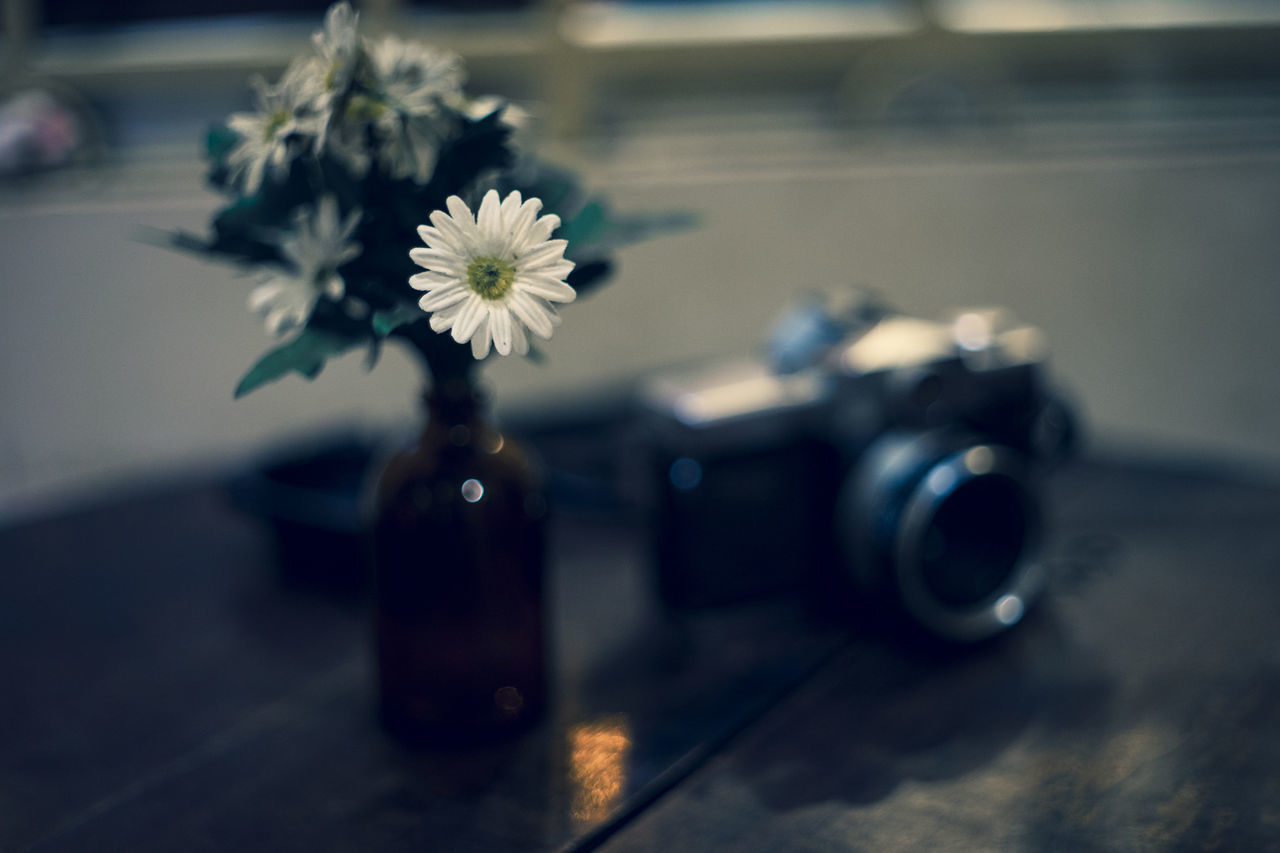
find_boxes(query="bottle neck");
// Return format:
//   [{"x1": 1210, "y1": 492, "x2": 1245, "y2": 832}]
[{"x1": 423, "y1": 379, "x2": 486, "y2": 429}]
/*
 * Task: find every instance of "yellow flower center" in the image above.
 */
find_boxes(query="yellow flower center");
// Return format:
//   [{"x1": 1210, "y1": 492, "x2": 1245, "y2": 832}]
[
  {"x1": 263, "y1": 108, "x2": 290, "y2": 141},
  {"x1": 466, "y1": 256, "x2": 516, "y2": 301},
  {"x1": 345, "y1": 94, "x2": 387, "y2": 121},
  {"x1": 324, "y1": 61, "x2": 344, "y2": 92}
]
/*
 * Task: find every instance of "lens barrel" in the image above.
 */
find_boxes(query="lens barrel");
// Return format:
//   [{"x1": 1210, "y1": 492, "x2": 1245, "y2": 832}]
[{"x1": 839, "y1": 430, "x2": 1046, "y2": 641}]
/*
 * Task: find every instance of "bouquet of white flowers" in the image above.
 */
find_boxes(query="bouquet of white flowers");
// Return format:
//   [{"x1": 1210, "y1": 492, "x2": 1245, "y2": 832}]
[
  {"x1": 163, "y1": 2, "x2": 685, "y2": 398},
  {"x1": 152, "y1": 3, "x2": 699, "y2": 742}
]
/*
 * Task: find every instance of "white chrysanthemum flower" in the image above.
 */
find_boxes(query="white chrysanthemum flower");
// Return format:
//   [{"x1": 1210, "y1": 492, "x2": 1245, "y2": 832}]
[
  {"x1": 225, "y1": 64, "x2": 320, "y2": 194},
  {"x1": 311, "y1": 1, "x2": 367, "y2": 173},
  {"x1": 313, "y1": 1, "x2": 361, "y2": 98},
  {"x1": 365, "y1": 37, "x2": 465, "y2": 181},
  {"x1": 309, "y1": 7, "x2": 468, "y2": 183},
  {"x1": 371, "y1": 37, "x2": 464, "y2": 118},
  {"x1": 249, "y1": 196, "x2": 362, "y2": 338},
  {"x1": 275, "y1": 53, "x2": 327, "y2": 109},
  {"x1": 410, "y1": 189, "x2": 575, "y2": 359}
]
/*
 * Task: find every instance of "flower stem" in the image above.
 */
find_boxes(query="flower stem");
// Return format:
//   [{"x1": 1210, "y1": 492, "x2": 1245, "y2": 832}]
[{"x1": 391, "y1": 318, "x2": 476, "y2": 389}]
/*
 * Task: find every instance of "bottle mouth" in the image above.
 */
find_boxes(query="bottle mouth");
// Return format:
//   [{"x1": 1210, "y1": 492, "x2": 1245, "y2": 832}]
[{"x1": 893, "y1": 444, "x2": 1045, "y2": 641}]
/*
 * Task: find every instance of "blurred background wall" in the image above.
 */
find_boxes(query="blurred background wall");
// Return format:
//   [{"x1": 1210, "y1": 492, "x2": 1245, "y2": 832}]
[{"x1": 2, "y1": 0, "x2": 1279, "y2": 517}]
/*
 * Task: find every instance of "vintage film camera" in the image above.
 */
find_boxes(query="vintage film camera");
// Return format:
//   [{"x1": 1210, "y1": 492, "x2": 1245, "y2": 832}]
[{"x1": 641, "y1": 291, "x2": 1076, "y2": 642}]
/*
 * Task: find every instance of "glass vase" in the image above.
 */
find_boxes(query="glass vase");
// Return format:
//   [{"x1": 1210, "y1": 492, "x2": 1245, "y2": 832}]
[{"x1": 369, "y1": 381, "x2": 548, "y2": 743}]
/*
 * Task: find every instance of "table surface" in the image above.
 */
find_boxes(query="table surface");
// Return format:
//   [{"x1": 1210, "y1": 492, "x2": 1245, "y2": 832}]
[{"x1": 3, "y1": 441, "x2": 1278, "y2": 853}]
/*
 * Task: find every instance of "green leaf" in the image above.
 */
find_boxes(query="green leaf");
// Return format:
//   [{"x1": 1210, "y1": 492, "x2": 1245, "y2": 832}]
[
  {"x1": 132, "y1": 225, "x2": 214, "y2": 258},
  {"x1": 234, "y1": 329, "x2": 359, "y2": 398},
  {"x1": 557, "y1": 200, "x2": 609, "y2": 248},
  {"x1": 600, "y1": 210, "x2": 700, "y2": 251},
  {"x1": 371, "y1": 303, "x2": 425, "y2": 336},
  {"x1": 206, "y1": 123, "x2": 239, "y2": 163}
]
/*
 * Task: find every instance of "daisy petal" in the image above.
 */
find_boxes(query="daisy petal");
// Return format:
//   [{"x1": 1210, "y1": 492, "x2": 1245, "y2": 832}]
[
  {"x1": 445, "y1": 195, "x2": 473, "y2": 221},
  {"x1": 248, "y1": 281, "x2": 285, "y2": 312},
  {"x1": 516, "y1": 239, "x2": 569, "y2": 269},
  {"x1": 490, "y1": 306, "x2": 513, "y2": 356},
  {"x1": 410, "y1": 247, "x2": 463, "y2": 271},
  {"x1": 429, "y1": 208, "x2": 471, "y2": 251},
  {"x1": 451, "y1": 296, "x2": 486, "y2": 344},
  {"x1": 471, "y1": 315, "x2": 492, "y2": 359},
  {"x1": 518, "y1": 275, "x2": 577, "y2": 303},
  {"x1": 476, "y1": 189, "x2": 503, "y2": 252},
  {"x1": 510, "y1": 321, "x2": 529, "y2": 356},
  {"x1": 429, "y1": 300, "x2": 464, "y2": 332},
  {"x1": 543, "y1": 299, "x2": 563, "y2": 326},
  {"x1": 504, "y1": 197, "x2": 542, "y2": 256},
  {"x1": 536, "y1": 260, "x2": 575, "y2": 280},
  {"x1": 527, "y1": 213, "x2": 562, "y2": 245},
  {"x1": 418, "y1": 285, "x2": 467, "y2": 312},
  {"x1": 445, "y1": 195, "x2": 480, "y2": 244},
  {"x1": 499, "y1": 190, "x2": 522, "y2": 226},
  {"x1": 409, "y1": 271, "x2": 455, "y2": 290},
  {"x1": 266, "y1": 305, "x2": 303, "y2": 337},
  {"x1": 509, "y1": 291, "x2": 555, "y2": 339}
]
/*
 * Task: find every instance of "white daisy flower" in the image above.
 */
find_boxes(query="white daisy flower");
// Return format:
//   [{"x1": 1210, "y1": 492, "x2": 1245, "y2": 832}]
[
  {"x1": 311, "y1": 1, "x2": 369, "y2": 172},
  {"x1": 370, "y1": 37, "x2": 464, "y2": 119},
  {"x1": 247, "y1": 275, "x2": 317, "y2": 340},
  {"x1": 274, "y1": 53, "x2": 327, "y2": 110},
  {"x1": 365, "y1": 37, "x2": 465, "y2": 181},
  {"x1": 225, "y1": 65, "x2": 319, "y2": 194},
  {"x1": 313, "y1": 1, "x2": 361, "y2": 98},
  {"x1": 249, "y1": 196, "x2": 362, "y2": 338},
  {"x1": 309, "y1": 7, "x2": 468, "y2": 183},
  {"x1": 409, "y1": 189, "x2": 575, "y2": 359}
]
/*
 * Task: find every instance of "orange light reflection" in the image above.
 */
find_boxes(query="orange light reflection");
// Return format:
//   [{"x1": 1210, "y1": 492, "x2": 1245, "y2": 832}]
[{"x1": 568, "y1": 714, "x2": 633, "y2": 824}]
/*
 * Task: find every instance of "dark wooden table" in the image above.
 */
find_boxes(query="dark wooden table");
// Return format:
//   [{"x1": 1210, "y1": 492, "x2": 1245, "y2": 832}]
[
  {"x1": 598, "y1": 459, "x2": 1280, "y2": 852},
  {"x1": 3, "y1": 445, "x2": 1278, "y2": 852}
]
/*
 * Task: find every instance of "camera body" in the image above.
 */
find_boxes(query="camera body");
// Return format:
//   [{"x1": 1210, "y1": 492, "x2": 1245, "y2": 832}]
[{"x1": 641, "y1": 293, "x2": 1075, "y2": 642}]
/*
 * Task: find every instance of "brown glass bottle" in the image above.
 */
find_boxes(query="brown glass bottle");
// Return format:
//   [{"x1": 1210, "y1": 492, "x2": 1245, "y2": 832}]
[{"x1": 370, "y1": 382, "x2": 548, "y2": 743}]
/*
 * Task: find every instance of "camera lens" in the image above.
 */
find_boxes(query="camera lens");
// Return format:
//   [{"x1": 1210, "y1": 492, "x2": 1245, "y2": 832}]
[
  {"x1": 840, "y1": 432, "x2": 1046, "y2": 642},
  {"x1": 917, "y1": 473, "x2": 1029, "y2": 608}
]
